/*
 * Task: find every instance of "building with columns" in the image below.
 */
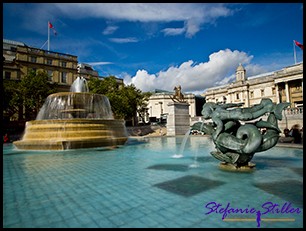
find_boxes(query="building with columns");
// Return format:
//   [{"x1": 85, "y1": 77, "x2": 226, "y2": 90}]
[
  {"x1": 203, "y1": 62, "x2": 303, "y2": 107},
  {"x1": 142, "y1": 90, "x2": 205, "y2": 124},
  {"x1": 202, "y1": 62, "x2": 303, "y2": 130}
]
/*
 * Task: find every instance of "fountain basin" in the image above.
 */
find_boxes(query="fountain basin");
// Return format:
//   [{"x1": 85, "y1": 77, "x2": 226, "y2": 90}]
[{"x1": 13, "y1": 119, "x2": 128, "y2": 150}]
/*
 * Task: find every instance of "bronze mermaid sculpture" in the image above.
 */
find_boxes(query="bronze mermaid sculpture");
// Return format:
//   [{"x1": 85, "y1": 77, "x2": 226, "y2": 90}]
[{"x1": 191, "y1": 98, "x2": 290, "y2": 169}]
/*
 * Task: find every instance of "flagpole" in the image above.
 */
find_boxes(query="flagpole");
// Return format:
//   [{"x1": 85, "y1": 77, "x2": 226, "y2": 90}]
[
  {"x1": 293, "y1": 40, "x2": 297, "y2": 64},
  {"x1": 48, "y1": 21, "x2": 50, "y2": 51}
]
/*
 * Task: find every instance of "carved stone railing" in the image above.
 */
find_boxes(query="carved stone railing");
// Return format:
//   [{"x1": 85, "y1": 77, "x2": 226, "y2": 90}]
[
  {"x1": 191, "y1": 107, "x2": 303, "y2": 126},
  {"x1": 284, "y1": 107, "x2": 303, "y2": 115}
]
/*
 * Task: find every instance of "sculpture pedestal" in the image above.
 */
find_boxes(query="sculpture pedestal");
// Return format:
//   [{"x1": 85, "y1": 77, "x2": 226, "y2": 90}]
[
  {"x1": 219, "y1": 162, "x2": 256, "y2": 172},
  {"x1": 166, "y1": 102, "x2": 190, "y2": 136}
]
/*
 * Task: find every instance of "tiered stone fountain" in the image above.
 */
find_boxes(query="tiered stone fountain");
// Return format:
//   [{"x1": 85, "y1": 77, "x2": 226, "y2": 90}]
[{"x1": 13, "y1": 77, "x2": 128, "y2": 150}]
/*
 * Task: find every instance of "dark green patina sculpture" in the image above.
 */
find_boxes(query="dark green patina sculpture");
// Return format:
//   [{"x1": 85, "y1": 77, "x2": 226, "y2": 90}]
[{"x1": 191, "y1": 98, "x2": 290, "y2": 170}]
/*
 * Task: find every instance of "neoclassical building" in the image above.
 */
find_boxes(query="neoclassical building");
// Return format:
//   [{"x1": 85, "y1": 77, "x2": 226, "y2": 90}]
[
  {"x1": 202, "y1": 62, "x2": 303, "y2": 130},
  {"x1": 142, "y1": 90, "x2": 205, "y2": 124},
  {"x1": 143, "y1": 62, "x2": 303, "y2": 129},
  {"x1": 202, "y1": 62, "x2": 303, "y2": 108}
]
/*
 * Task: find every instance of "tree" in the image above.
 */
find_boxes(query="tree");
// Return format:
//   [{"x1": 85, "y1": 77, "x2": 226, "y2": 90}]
[
  {"x1": 17, "y1": 70, "x2": 57, "y2": 120},
  {"x1": 87, "y1": 75, "x2": 119, "y2": 95},
  {"x1": 88, "y1": 76, "x2": 152, "y2": 124},
  {"x1": 119, "y1": 84, "x2": 152, "y2": 124},
  {"x1": 3, "y1": 79, "x2": 23, "y2": 121},
  {"x1": 137, "y1": 91, "x2": 152, "y2": 123}
]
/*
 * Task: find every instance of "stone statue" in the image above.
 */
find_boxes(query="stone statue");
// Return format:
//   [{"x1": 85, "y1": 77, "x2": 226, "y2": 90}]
[
  {"x1": 170, "y1": 85, "x2": 186, "y2": 103},
  {"x1": 191, "y1": 98, "x2": 290, "y2": 170}
]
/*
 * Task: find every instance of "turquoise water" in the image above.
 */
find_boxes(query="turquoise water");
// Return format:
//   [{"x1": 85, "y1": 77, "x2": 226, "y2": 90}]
[{"x1": 3, "y1": 136, "x2": 303, "y2": 228}]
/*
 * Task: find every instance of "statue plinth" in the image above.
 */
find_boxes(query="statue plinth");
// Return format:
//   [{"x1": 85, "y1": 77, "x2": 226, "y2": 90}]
[
  {"x1": 166, "y1": 102, "x2": 190, "y2": 136},
  {"x1": 219, "y1": 162, "x2": 256, "y2": 173}
]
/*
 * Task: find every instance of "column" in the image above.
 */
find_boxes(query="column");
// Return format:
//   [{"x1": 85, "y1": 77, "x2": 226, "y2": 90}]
[
  {"x1": 245, "y1": 90, "x2": 250, "y2": 107},
  {"x1": 285, "y1": 81, "x2": 290, "y2": 104},
  {"x1": 275, "y1": 84, "x2": 280, "y2": 104}
]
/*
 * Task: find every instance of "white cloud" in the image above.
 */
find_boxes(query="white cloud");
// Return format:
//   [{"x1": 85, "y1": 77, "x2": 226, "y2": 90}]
[
  {"x1": 8, "y1": 3, "x2": 234, "y2": 38},
  {"x1": 244, "y1": 64, "x2": 266, "y2": 77},
  {"x1": 162, "y1": 27, "x2": 186, "y2": 36},
  {"x1": 86, "y1": 62, "x2": 113, "y2": 66},
  {"x1": 124, "y1": 49, "x2": 267, "y2": 93},
  {"x1": 214, "y1": 74, "x2": 235, "y2": 86},
  {"x1": 102, "y1": 26, "x2": 118, "y2": 35},
  {"x1": 53, "y1": 3, "x2": 234, "y2": 37},
  {"x1": 124, "y1": 70, "x2": 158, "y2": 92},
  {"x1": 109, "y1": 37, "x2": 139, "y2": 43}
]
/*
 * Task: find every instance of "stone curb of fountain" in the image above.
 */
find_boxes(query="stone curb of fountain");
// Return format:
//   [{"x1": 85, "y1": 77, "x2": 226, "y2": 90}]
[
  {"x1": 128, "y1": 125, "x2": 303, "y2": 149},
  {"x1": 275, "y1": 142, "x2": 303, "y2": 149},
  {"x1": 126, "y1": 125, "x2": 166, "y2": 137}
]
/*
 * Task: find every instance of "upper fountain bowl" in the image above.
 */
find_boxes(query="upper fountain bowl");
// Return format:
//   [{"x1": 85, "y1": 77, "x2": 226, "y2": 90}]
[{"x1": 36, "y1": 92, "x2": 114, "y2": 120}]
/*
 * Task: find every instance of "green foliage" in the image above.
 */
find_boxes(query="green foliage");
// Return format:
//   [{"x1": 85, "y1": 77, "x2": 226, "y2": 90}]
[
  {"x1": 88, "y1": 76, "x2": 152, "y2": 121},
  {"x1": 3, "y1": 79, "x2": 22, "y2": 120},
  {"x1": 3, "y1": 70, "x2": 57, "y2": 121},
  {"x1": 4, "y1": 72, "x2": 150, "y2": 123}
]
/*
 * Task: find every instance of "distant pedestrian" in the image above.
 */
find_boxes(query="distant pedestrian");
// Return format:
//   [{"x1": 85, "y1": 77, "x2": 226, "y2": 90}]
[
  {"x1": 279, "y1": 128, "x2": 294, "y2": 143},
  {"x1": 283, "y1": 128, "x2": 290, "y2": 137},
  {"x1": 291, "y1": 124, "x2": 302, "y2": 144},
  {"x1": 3, "y1": 133, "x2": 9, "y2": 143}
]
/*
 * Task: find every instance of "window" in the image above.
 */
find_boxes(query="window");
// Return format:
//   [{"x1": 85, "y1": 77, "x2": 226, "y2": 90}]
[
  {"x1": 261, "y1": 89, "x2": 264, "y2": 97},
  {"x1": 31, "y1": 56, "x2": 37, "y2": 63},
  {"x1": 223, "y1": 96, "x2": 227, "y2": 103},
  {"x1": 47, "y1": 70, "x2": 53, "y2": 81},
  {"x1": 236, "y1": 93, "x2": 239, "y2": 100},
  {"x1": 5, "y1": 72, "x2": 11, "y2": 80},
  {"x1": 47, "y1": 59, "x2": 53, "y2": 65},
  {"x1": 250, "y1": 91, "x2": 254, "y2": 98},
  {"x1": 61, "y1": 72, "x2": 67, "y2": 83},
  {"x1": 61, "y1": 61, "x2": 67, "y2": 68}
]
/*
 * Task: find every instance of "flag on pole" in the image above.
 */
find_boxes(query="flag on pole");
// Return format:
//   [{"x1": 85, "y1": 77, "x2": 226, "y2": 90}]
[
  {"x1": 48, "y1": 21, "x2": 57, "y2": 35},
  {"x1": 294, "y1": 40, "x2": 303, "y2": 50}
]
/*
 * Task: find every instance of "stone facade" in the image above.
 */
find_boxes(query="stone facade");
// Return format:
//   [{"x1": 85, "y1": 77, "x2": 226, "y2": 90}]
[
  {"x1": 202, "y1": 62, "x2": 303, "y2": 108},
  {"x1": 77, "y1": 63, "x2": 99, "y2": 80},
  {"x1": 3, "y1": 39, "x2": 78, "y2": 92},
  {"x1": 3, "y1": 39, "x2": 124, "y2": 92},
  {"x1": 202, "y1": 62, "x2": 303, "y2": 131}
]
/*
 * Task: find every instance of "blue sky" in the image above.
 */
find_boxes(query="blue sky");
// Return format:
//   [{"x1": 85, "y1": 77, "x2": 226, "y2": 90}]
[{"x1": 3, "y1": 3, "x2": 303, "y2": 94}]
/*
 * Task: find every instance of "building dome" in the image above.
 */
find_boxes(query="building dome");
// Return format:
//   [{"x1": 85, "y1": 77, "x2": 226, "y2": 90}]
[{"x1": 236, "y1": 63, "x2": 245, "y2": 71}]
